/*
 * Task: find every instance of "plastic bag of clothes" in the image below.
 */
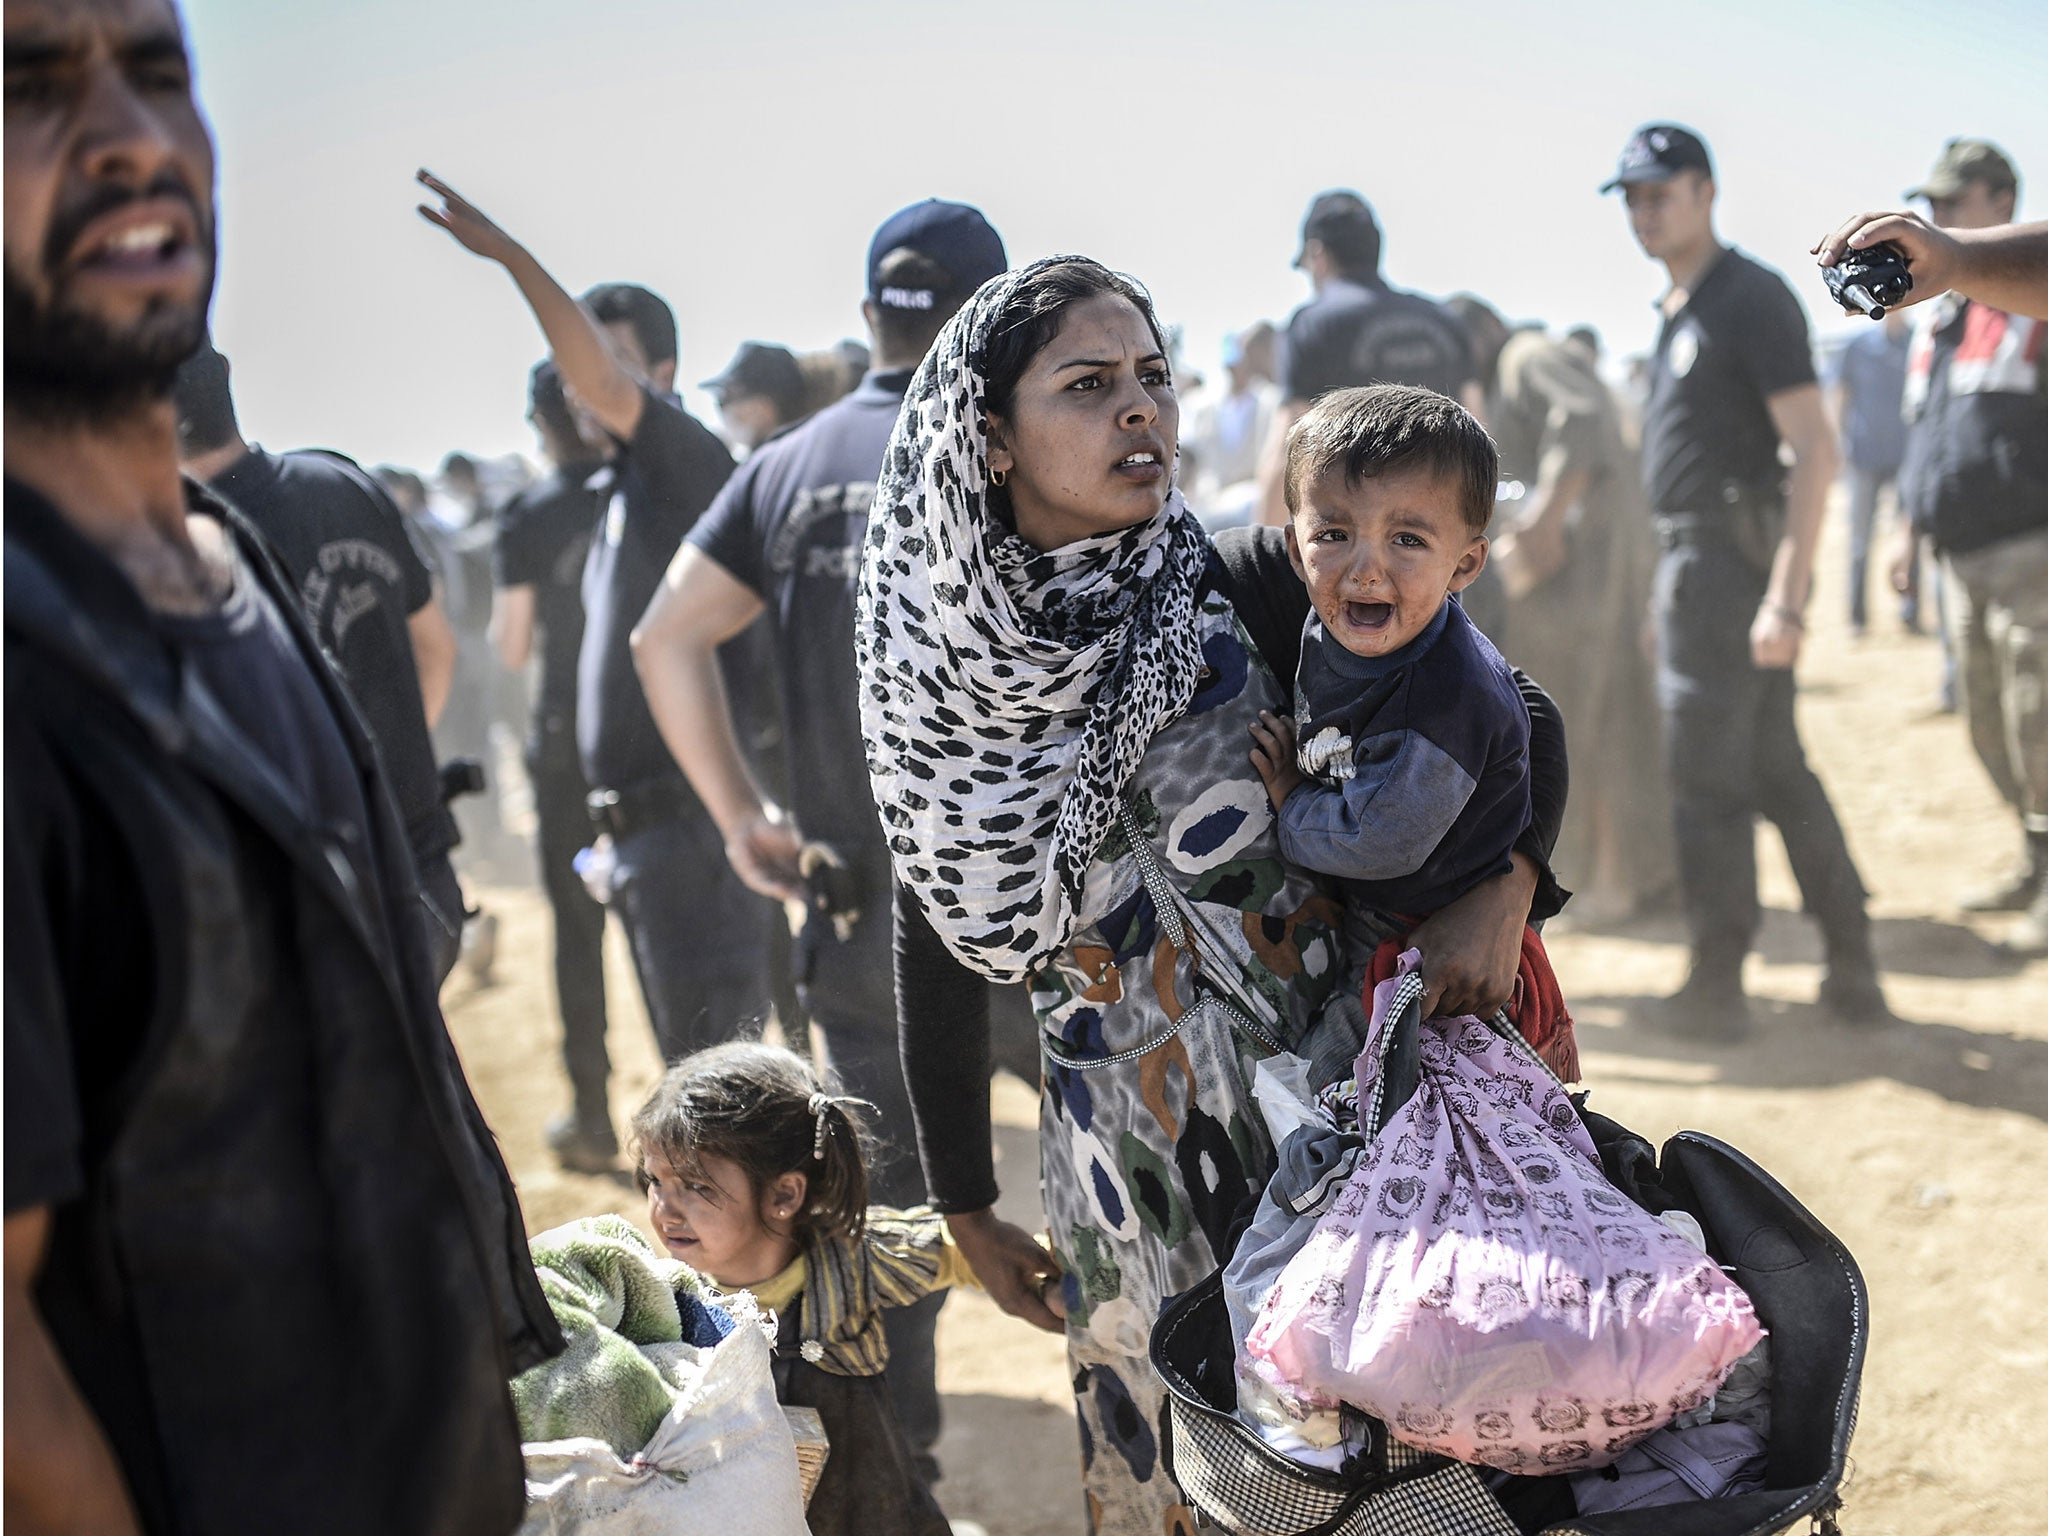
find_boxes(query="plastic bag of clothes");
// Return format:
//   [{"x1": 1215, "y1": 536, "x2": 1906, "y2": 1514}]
[
  {"x1": 1246, "y1": 954, "x2": 1764, "y2": 1474},
  {"x1": 514, "y1": 1216, "x2": 809, "y2": 1536}
]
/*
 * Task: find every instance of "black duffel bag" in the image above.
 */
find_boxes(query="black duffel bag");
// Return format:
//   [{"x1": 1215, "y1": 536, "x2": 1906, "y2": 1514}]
[{"x1": 1151, "y1": 1119, "x2": 1865, "y2": 1536}]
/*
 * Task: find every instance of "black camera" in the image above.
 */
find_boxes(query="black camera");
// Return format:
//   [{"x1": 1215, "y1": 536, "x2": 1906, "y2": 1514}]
[{"x1": 1823, "y1": 240, "x2": 1914, "y2": 320}]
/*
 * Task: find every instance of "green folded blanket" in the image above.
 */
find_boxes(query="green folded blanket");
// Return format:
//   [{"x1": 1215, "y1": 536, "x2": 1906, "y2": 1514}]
[{"x1": 510, "y1": 1214, "x2": 732, "y2": 1457}]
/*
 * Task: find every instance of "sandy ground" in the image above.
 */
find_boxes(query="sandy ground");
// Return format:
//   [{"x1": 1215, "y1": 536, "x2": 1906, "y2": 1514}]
[{"x1": 444, "y1": 508, "x2": 2048, "y2": 1536}]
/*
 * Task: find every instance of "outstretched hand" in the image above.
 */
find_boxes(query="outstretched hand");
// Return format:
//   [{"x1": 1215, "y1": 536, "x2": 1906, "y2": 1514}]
[
  {"x1": 1249, "y1": 710, "x2": 1305, "y2": 812},
  {"x1": 946, "y1": 1209, "x2": 1066, "y2": 1334},
  {"x1": 416, "y1": 169, "x2": 524, "y2": 267},
  {"x1": 1812, "y1": 209, "x2": 1955, "y2": 313}
]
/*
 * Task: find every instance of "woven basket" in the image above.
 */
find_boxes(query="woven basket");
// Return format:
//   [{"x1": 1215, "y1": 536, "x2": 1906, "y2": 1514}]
[{"x1": 782, "y1": 1407, "x2": 829, "y2": 1507}]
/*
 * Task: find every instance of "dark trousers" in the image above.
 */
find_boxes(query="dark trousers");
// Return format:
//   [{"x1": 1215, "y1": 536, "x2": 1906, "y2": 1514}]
[
  {"x1": 530, "y1": 744, "x2": 611, "y2": 1120},
  {"x1": 1653, "y1": 539, "x2": 1871, "y2": 977},
  {"x1": 609, "y1": 810, "x2": 774, "y2": 1062},
  {"x1": 801, "y1": 920, "x2": 945, "y2": 1470}
]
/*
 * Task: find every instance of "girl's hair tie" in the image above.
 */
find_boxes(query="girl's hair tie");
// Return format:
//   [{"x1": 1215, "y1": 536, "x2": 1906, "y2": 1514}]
[
  {"x1": 809, "y1": 1092, "x2": 834, "y2": 1160},
  {"x1": 807, "y1": 1091, "x2": 876, "y2": 1161}
]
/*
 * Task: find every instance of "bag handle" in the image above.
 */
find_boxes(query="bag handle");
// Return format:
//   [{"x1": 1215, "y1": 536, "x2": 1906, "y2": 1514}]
[
  {"x1": 1361, "y1": 970, "x2": 1428, "y2": 1141},
  {"x1": 1042, "y1": 801, "x2": 1290, "y2": 1072}
]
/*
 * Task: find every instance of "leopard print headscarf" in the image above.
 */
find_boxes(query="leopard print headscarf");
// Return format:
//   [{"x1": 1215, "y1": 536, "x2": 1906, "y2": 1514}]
[{"x1": 855, "y1": 258, "x2": 1212, "y2": 984}]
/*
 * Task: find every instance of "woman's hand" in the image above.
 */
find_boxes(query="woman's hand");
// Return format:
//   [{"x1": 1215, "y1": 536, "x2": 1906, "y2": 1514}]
[
  {"x1": 1407, "y1": 851, "x2": 1538, "y2": 1018},
  {"x1": 946, "y1": 1208, "x2": 1066, "y2": 1333},
  {"x1": 1249, "y1": 711, "x2": 1305, "y2": 811}
]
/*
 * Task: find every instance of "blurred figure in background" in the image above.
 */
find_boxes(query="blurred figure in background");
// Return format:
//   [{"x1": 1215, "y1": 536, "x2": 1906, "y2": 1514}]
[
  {"x1": 418, "y1": 170, "x2": 772, "y2": 1064},
  {"x1": 1258, "y1": 189, "x2": 1500, "y2": 636},
  {"x1": 1825, "y1": 310, "x2": 1914, "y2": 636},
  {"x1": 796, "y1": 340, "x2": 867, "y2": 417},
  {"x1": 703, "y1": 340, "x2": 809, "y2": 453},
  {"x1": 432, "y1": 449, "x2": 522, "y2": 884},
  {"x1": 1604, "y1": 122, "x2": 1886, "y2": 1034},
  {"x1": 1184, "y1": 320, "x2": 1277, "y2": 528},
  {"x1": 1451, "y1": 297, "x2": 1676, "y2": 920},
  {"x1": 174, "y1": 344, "x2": 471, "y2": 979},
  {"x1": 1893, "y1": 140, "x2": 2048, "y2": 951},
  {"x1": 492, "y1": 361, "x2": 618, "y2": 1168},
  {"x1": 375, "y1": 462, "x2": 431, "y2": 518},
  {"x1": 1255, "y1": 190, "x2": 1477, "y2": 527}
]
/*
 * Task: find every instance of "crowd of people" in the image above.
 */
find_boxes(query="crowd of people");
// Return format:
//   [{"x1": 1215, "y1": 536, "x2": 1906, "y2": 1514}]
[{"x1": 6, "y1": 0, "x2": 2045, "y2": 1533}]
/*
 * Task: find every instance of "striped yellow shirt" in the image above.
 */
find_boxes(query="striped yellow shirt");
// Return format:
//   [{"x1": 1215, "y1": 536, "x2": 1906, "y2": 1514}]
[{"x1": 719, "y1": 1205, "x2": 979, "y2": 1378}]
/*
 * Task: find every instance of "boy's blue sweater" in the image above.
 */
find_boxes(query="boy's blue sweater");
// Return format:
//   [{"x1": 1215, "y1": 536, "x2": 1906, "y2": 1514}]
[{"x1": 1281, "y1": 597, "x2": 1532, "y2": 915}]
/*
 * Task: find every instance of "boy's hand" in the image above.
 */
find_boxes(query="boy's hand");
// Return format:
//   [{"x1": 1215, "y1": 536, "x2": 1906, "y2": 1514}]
[
  {"x1": 1249, "y1": 710, "x2": 1305, "y2": 811},
  {"x1": 416, "y1": 169, "x2": 525, "y2": 268}
]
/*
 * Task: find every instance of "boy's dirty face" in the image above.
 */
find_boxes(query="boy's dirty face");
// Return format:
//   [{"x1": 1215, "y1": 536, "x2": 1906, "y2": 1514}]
[{"x1": 1286, "y1": 462, "x2": 1487, "y2": 660}]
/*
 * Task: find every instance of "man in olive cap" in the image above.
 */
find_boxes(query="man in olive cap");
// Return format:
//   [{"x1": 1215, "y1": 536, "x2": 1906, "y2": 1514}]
[{"x1": 1891, "y1": 140, "x2": 2048, "y2": 950}]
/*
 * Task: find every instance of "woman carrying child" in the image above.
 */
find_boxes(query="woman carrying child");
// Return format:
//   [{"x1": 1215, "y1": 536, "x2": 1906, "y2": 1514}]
[
  {"x1": 856, "y1": 256, "x2": 1573, "y2": 1533},
  {"x1": 633, "y1": 1042, "x2": 977, "y2": 1536}
]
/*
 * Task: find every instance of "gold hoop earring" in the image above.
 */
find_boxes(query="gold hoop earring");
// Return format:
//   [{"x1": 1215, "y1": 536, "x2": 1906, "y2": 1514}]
[{"x1": 990, "y1": 468, "x2": 1007, "y2": 489}]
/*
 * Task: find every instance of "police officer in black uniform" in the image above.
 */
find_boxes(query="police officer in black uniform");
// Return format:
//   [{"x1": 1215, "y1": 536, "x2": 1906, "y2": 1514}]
[
  {"x1": 173, "y1": 344, "x2": 472, "y2": 981},
  {"x1": 419, "y1": 170, "x2": 776, "y2": 1065},
  {"x1": 493, "y1": 361, "x2": 617, "y2": 1168},
  {"x1": 1605, "y1": 124, "x2": 1890, "y2": 1035},
  {"x1": 1254, "y1": 190, "x2": 1505, "y2": 634}
]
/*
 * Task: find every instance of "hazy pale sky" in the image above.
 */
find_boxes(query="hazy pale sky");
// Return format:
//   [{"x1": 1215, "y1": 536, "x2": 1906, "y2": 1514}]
[{"x1": 182, "y1": 0, "x2": 2047, "y2": 475}]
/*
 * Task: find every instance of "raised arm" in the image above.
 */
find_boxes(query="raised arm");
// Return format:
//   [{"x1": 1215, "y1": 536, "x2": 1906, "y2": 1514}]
[
  {"x1": 1815, "y1": 212, "x2": 2048, "y2": 320},
  {"x1": 416, "y1": 170, "x2": 646, "y2": 441},
  {"x1": 1498, "y1": 343, "x2": 1609, "y2": 588}
]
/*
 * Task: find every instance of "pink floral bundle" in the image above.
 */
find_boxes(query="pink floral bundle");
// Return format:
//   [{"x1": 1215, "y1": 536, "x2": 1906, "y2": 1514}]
[{"x1": 1246, "y1": 954, "x2": 1764, "y2": 1474}]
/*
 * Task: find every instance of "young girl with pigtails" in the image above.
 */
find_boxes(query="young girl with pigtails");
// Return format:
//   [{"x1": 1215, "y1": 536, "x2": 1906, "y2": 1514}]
[{"x1": 631, "y1": 1041, "x2": 981, "y2": 1536}]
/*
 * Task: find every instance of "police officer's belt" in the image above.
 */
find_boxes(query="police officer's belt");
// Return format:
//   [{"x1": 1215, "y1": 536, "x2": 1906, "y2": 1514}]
[
  {"x1": 1653, "y1": 491, "x2": 1785, "y2": 572},
  {"x1": 586, "y1": 773, "x2": 697, "y2": 838}
]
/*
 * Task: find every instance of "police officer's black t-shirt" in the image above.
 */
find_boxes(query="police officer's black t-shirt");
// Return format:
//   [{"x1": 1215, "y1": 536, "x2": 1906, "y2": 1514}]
[
  {"x1": 1641, "y1": 247, "x2": 1816, "y2": 515},
  {"x1": 578, "y1": 388, "x2": 735, "y2": 790},
  {"x1": 688, "y1": 369, "x2": 906, "y2": 886},
  {"x1": 207, "y1": 446, "x2": 448, "y2": 852},
  {"x1": 1281, "y1": 276, "x2": 1476, "y2": 403},
  {"x1": 495, "y1": 462, "x2": 605, "y2": 753},
  {"x1": 157, "y1": 533, "x2": 376, "y2": 851}
]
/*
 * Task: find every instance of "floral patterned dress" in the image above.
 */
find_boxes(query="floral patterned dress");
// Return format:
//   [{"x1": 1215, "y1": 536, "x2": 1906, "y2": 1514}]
[{"x1": 1030, "y1": 571, "x2": 1372, "y2": 1534}]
